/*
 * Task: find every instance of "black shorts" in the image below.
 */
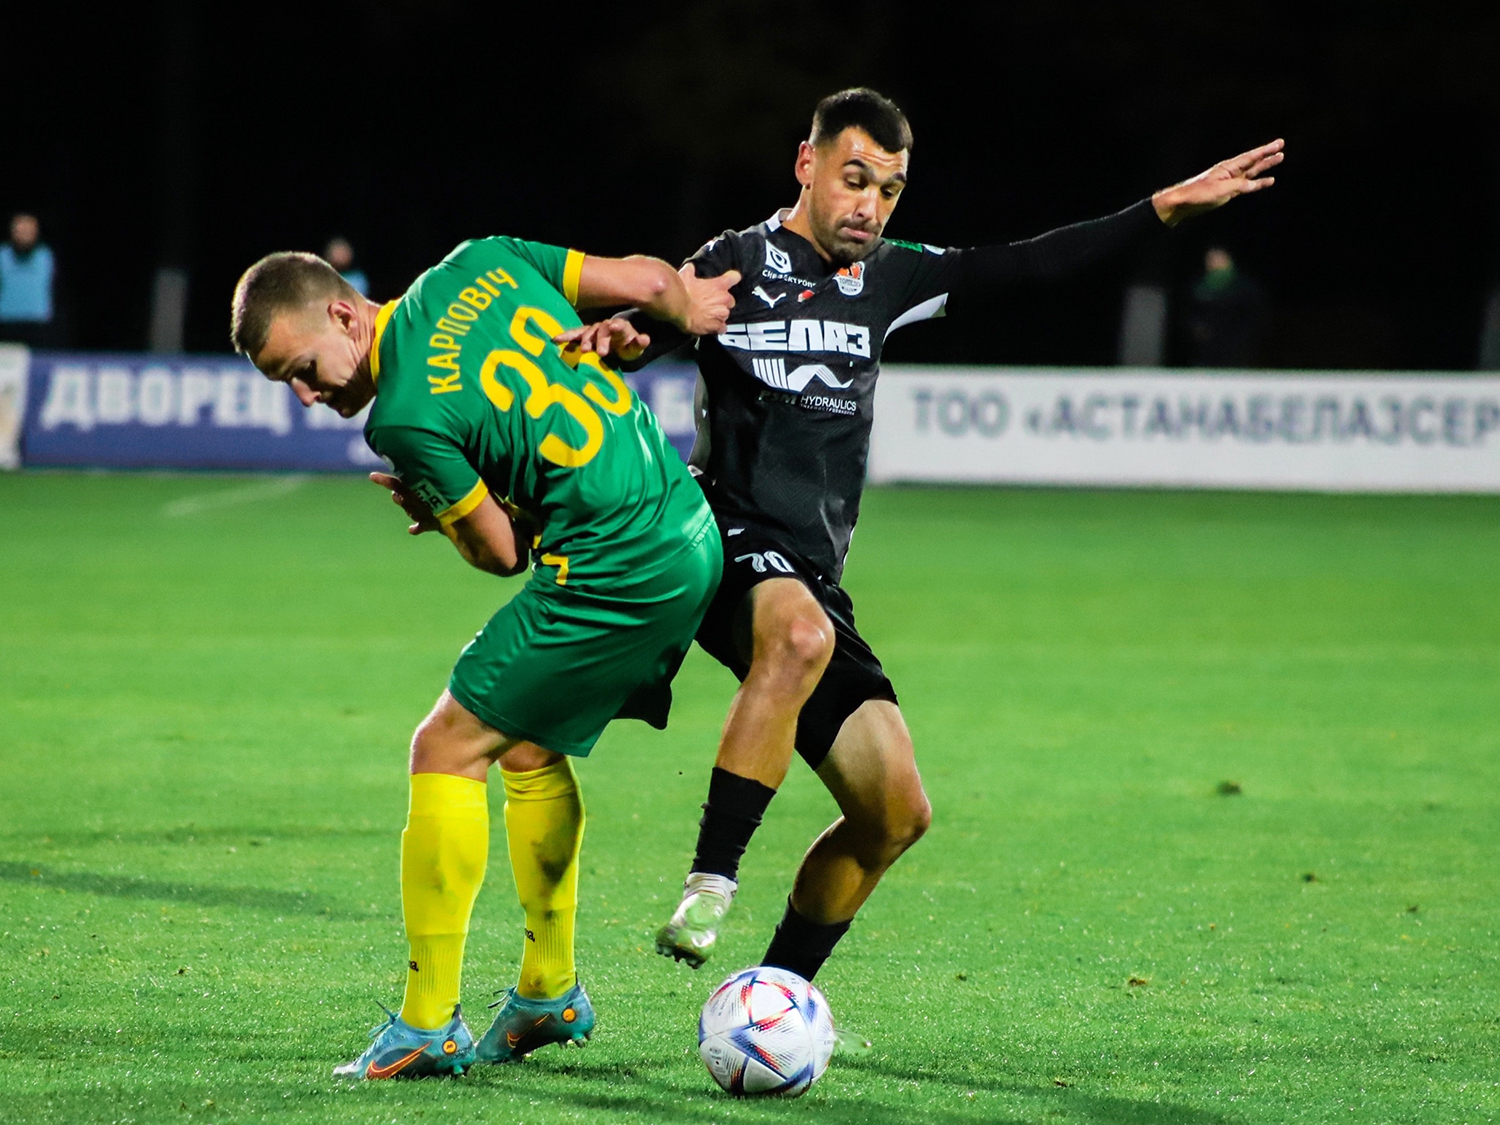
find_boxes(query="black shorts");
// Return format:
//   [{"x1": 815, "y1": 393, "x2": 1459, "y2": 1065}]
[{"x1": 694, "y1": 522, "x2": 898, "y2": 769}]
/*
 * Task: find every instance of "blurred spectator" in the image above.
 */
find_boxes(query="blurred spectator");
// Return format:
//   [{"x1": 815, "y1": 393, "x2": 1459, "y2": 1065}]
[
  {"x1": 324, "y1": 237, "x2": 369, "y2": 296},
  {"x1": 0, "y1": 213, "x2": 56, "y2": 347},
  {"x1": 1185, "y1": 247, "x2": 1268, "y2": 368}
]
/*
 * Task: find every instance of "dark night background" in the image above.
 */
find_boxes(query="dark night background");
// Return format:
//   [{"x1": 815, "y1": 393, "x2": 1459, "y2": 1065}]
[{"x1": 4, "y1": 1, "x2": 1497, "y2": 369}]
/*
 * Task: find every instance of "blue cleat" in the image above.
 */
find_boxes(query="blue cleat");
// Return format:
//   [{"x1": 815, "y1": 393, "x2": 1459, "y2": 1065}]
[
  {"x1": 475, "y1": 980, "x2": 596, "y2": 1064},
  {"x1": 332, "y1": 1003, "x2": 475, "y2": 1080}
]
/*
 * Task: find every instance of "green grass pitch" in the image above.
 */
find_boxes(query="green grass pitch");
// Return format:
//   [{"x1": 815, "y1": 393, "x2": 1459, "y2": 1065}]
[{"x1": 2, "y1": 471, "x2": 1498, "y2": 1124}]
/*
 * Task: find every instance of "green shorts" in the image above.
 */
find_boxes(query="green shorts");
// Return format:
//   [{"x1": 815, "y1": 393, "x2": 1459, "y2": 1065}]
[{"x1": 447, "y1": 520, "x2": 721, "y2": 756}]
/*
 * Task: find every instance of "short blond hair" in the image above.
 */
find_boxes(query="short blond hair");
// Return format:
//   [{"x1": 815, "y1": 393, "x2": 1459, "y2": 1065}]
[{"x1": 230, "y1": 251, "x2": 358, "y2": 356}]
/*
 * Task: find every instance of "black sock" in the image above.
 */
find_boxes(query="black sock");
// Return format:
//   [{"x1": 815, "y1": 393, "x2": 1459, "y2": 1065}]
[
  {"x1": 689, "y1": 767, "x2": 777, "y2": 879},
  {"x1": 761, "y1": 898, "x2": 851, "y2": 982}
]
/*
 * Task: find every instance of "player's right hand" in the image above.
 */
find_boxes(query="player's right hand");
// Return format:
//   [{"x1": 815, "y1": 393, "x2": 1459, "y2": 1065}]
[
  {"x1": 370, "y1": 471, "x2": 440, "y2": 535},
  {"x1": 681, "y1": 264, "x2": 741, "y2": 336}
]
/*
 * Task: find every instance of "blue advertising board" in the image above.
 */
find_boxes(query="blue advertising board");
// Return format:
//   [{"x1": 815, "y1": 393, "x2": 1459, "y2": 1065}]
[{"x1": 19, "y1": 352, "x2": 700, "y2": 470}]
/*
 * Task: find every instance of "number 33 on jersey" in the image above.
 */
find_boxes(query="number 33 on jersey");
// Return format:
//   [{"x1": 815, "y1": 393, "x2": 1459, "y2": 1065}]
[{"x1": 364, "y1": 236, "x2": 711, "y2": 594}]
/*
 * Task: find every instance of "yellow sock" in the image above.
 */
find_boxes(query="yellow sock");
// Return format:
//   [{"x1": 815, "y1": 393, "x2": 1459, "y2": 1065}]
[
  {"x1": 502, "y1": 758, "x2": 585, "y2": 1000},
  {"x1": 399, "y1": 772, "x2": 489, "y2": 1030}
]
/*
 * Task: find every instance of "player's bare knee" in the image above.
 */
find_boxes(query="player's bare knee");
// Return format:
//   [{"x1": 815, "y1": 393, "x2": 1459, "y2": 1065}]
[
  {"x1": 842, "y1": 801, "x2": 928, "y2": 871},
  {"x1": 748, "y1": 611, "x2": 833, "y2": 699},
  {"x1": 784, "y1": 614, "x2": 834, "y2": 674},
  {"x1": 901, "y1": 791, "x2": 933, "y2": 848},
  {"x1": 409, "y1": 703, "x2": 479, "y2": 774},
  {"x1": 870, "y1": 793, "x2": 932, "y2": 865},
  {"x1": 408, "y1": 717, "x2": 454, "y2": 773},
  {"x1": 408, "y1": 724, "x2": 438, "y2": 773},
  {"x1": 768, "y1": 612, "x2": 828, "y2": 684}
]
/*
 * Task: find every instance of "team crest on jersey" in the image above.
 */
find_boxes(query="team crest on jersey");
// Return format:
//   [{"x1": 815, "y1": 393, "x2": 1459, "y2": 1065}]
[
  {"x1": 834, "y1": 261, "x2": 865, "y2": 296},
  {"x1": 765, "y1": 242, "x2": 794, "y2": 275}
]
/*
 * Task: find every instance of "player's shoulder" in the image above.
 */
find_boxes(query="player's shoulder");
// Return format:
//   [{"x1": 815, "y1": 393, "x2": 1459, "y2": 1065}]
[
  {"x1": 364, "y1": 394, "x2": 454, "y2": 453},
  {"x1": 432, "y1": 235, "x2": 530, "y2": 277},
  {"x1": 871, "y1": 236, "x2": 952, "y2": 261},
  {"x1": 860, "y1": 237, "x2": 956, "y2": 292},
  {"x1": 693, "y1": 223, "x2": 761, "y2": 266},
  {"x1": 429, "y1": 234, "x2": 566, "y2": 282},
  {"x1": 362, "y1": 393, "x2": 406, "y2": 446},
  {"x1": 389, "y1": 236, "x2": 545, "y2": 329}
]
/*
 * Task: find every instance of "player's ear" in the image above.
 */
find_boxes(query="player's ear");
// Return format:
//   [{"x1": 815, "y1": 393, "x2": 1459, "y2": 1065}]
[
  {"x1": 794, "y1": 141, "x2": 816, "y2": 188},
  {"x1": 330, "y1": 299, "x2": 355, "y2": 333}
]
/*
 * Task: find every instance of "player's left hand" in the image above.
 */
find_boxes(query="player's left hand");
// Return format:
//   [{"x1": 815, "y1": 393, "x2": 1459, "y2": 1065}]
[
  {"x1": 1151, "y1": 139, "x2": 1284, "y2": 227},
  {"x1": 370, "y1": 471, "x2": 440, "y2": 535}
]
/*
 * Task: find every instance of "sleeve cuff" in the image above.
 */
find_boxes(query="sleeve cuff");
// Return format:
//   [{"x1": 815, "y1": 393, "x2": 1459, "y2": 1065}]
[
  {"x1": 435, "y1": 478, "x2": 489, "y2": 527},
  {"x1": 1133, "y1": 197, "x2": 1166, "y2": 232},
  {"x1": 562, "y1": 249, "x2": 585, "y2": 305}
]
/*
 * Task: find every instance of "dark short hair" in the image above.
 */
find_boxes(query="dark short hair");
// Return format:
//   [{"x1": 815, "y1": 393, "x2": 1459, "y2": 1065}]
[
  {"x1": 810, "y1": 88, "x2": 912, "y2": 155},
  {"x1": 230, "y1": 251, "x2": 357, "y2": 357}
]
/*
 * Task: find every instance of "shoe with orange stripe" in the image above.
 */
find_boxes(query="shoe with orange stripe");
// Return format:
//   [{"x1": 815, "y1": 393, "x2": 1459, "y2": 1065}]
[
  {"x1": 475, "y1": 982, "x2": 595, "y2": 1064},
  {"x1": 332, "y1": 1003, "x2": 475, "y2": 1080}
]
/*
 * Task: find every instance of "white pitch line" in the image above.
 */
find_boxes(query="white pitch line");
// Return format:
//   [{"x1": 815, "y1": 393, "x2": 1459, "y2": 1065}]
[{"x1": 162, "y1": 475, "x2": 309, "y2": 517}]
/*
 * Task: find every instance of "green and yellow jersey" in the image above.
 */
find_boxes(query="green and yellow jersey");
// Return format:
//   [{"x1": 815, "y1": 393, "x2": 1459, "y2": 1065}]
[{"x1": 365, "y1": 237, "x2": 712, "y2": 595}]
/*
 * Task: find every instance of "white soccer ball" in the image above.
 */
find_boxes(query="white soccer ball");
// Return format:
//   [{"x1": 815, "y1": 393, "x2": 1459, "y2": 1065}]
[{"x1": 698, "y1": 965, "x2": 837, "y2": 1097}]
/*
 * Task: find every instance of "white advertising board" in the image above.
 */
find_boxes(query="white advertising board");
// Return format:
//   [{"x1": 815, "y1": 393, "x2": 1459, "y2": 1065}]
[{"x1": 869, "y1": 368, "x2": 1500, "y2": 492}]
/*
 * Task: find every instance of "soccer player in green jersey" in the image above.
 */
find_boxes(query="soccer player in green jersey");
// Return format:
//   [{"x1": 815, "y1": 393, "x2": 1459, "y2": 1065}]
[{"x1": 230, "y1": 236, "x2": 739, "y2": 1078}]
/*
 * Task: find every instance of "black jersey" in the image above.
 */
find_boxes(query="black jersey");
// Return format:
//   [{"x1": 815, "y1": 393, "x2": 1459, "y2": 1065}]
[{"x1": 642, "y1": 199, "x2": 1163, "y2": 582}]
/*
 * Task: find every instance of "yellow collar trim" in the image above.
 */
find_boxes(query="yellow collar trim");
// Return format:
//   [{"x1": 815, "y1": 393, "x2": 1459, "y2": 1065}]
[{"x1": 369, "y1": 300, "x2": 398, "y2": 384}]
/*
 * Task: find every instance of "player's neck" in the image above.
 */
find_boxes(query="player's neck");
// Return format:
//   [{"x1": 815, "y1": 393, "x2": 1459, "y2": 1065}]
[
  {"x1": 355, "y1": 298, "x2": 383, "y2": 391},
  {"x1": 780, "y1": 196, "x2": 832, "y2": 263}
]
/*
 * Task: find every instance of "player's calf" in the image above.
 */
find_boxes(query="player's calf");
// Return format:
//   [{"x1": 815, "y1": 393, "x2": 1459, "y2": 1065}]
[
  {"x1": 660, "y1": 584, "x2": 836, "y2": 969},
  {"x1": 761, "y1": 700, "x2": 930, "y2": 981}
]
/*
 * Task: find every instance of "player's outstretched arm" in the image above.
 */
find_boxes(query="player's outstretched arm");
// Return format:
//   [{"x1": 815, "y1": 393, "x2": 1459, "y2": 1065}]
[
  {"x1": 1151, "y1": 139, "x2": 1284, "y2": 227},
  {"x1": 931, "y1": 139, "x2": 1285, "y2": 296}
]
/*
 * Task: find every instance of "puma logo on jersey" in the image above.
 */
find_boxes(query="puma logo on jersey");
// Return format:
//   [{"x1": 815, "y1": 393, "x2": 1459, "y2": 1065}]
[
  {"x1": 749, "y1": 358, "x2": 854, "y2": 393},
  {"x1": 752, "y1": 285, "x2": 786, "y2": 308},
  {"x1": 718, "y1": 319, "x2": 872, "y2": 358}
]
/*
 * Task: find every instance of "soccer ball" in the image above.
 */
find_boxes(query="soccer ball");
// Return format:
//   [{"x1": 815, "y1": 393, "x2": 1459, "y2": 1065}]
[{"x1": 698, "y1": 966, "x2": 837, "y2": 1097}]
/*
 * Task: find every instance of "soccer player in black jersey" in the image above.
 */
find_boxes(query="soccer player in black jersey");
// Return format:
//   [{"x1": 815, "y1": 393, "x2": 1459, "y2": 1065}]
[{"x1": 560, "y1": 88, "x2": 1283, "y2": 989}]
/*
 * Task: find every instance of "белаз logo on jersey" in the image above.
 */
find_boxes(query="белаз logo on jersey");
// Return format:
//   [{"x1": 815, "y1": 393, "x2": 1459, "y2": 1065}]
[{"x1": 834, "y1": 261, "x2": 865, "y2": 297}]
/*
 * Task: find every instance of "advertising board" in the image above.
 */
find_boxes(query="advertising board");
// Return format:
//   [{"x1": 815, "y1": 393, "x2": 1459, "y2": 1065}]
[
  {"x1": 17, "y1": 353, "x2": 701, "y2": 470},
  {"x1": 869, "y1": 368, "x2": 1500, "y2": 492}
]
